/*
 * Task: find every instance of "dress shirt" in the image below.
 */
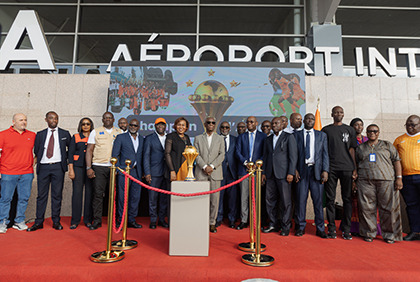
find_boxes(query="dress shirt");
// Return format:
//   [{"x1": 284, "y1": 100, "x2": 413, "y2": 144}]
[
  {"x1": 203, "y1": 132, "x2": 215, "y2": 170},
  {"x1": 156, "y1": 131, "x2": 166, "y2": 149},
  {"x1": 130, "y1": 132, "x2": 139, "y2": 166},
  {"x1": 272, "y1": 131, "x2": 282, "y2": 149},
  {"x1": 223, "y1": 134, "x2": 230, "y2": 152},
  {"x1": 304, "y1": 128, "x2": 315, "y2": 165},
  {"x1": 248, "y1": 130, "x2": 256, "y2": 161},
  {"x1": 40, "y1": 128, "x2": 62, "y2": 164}
]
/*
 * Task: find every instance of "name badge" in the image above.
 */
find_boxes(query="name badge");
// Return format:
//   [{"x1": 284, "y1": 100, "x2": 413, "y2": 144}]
[{"x1": 369, "y1": 153, "x2": 376, "y2": 162}]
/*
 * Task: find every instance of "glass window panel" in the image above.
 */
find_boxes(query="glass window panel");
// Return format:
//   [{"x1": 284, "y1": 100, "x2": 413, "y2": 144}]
[
  {"x1": 82, "y1": 0, "x2": 196, "y2": 3},
  {"x1": 340, "y1": 0, "x2": 419, "y2": 7},
  {"x1": 342, "y1": 38, "x2": 420, "y2": 67},
  {"x1": 79, "y1": 6, "x2": 196, "y2": 33},
  {"x1": 200, "y1": 7, "x2": 304, "y2": 34},
  {"x1": 77, "y1": 35, "x2": 196, "y2": 63},
  {"x1": 198, "y1": 36, "x2": 303, "y2": 61},
  {"x1": 0, "y1": 6, "x2": 77, "y2": 32},
  {"x1": 201, "y1": 0, "x2": 301, "y2": 4},
  {"x1": 337, "y1": 8, "x2": 420, "y2": 37}
]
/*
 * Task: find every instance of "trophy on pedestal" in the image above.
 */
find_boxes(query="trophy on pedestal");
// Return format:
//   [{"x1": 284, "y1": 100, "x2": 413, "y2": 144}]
[{"x1": 182, "y1": 146, "x2": 199, "y2": 182}]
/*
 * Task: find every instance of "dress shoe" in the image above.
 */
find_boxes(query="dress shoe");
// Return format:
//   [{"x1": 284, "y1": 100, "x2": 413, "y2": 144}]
[
  {"x1": 262, "y1": 226, "x2": 279, "y2": 233},
  {"x1": 364, "y1": 237, "x2": 373, "y2": 242},
  {"x1": 403, "y1": 232, "x2": 420, "y2": 241},
  {"x1": 236, "y1": 222, "x2": 248, "y2": 230},
  {"x1": 328, "y1": 230, "x2": 337, "y2": 239},
  {"x1": 70, "y1": 224, "x2": 77, "y2": 230},
  {"x1": 27, "y1": 223, "x2": 43, "y2": 232},
  {"x1": 280, "y1": 229, "x2": 290, "y2": 236},
  {"x1": 385, "y1": 238, "x2": 395, "y2": 244},
  {"x1": 316, "y1": 230, "x2": 328, "y2": 239},
  {"x1": 89, "y1": 223, "x2": 102, "y2": 230},
  {"x1": 295, "y1": 229, "x2": 305, "y2": 237},
  {"x1": 53, "y1": 222, "x2": 63, "y2": 230},
  {"x1": 149, "y1": 223, "x2": 157, "y2": 229},
  {"x1": 158, "y1": 220, "x2": 169, "y2": 228},
  {"x1": 210, "y1": 225, "x2": 217, "y2": 233},
  {"x1": 342, "y1": 232, "x2": 352, "y2": 240},
  {"x1": 215, "y1": 221, "x2": 222, "y2": 228},
  {"x1": 85, "y1": 223, "x2": 92, "y2": 229},
  {"x1": 228, "y1": 221, "x2": 235, "y2": 229},
  {"x1": 128, "y1": 221, "x2": 142, "y2": 228}
]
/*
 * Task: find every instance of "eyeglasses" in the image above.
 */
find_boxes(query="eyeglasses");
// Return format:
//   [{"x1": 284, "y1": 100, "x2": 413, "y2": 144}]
[
  {"x1": 262, "y1": 125, "x2": 270, "y2": 128},
  {"x1": 246, "y1": 121, "x2": 255, "y2": 124},
  {"x1": 206, "y1": 121, "x2": 216, "y2": 125},
  {"x1": 366, "y1": 130, "x2": 379, "y2": 134},
  {"x1": 220, "y1": 126, "x2": 230, "y2": 129},
  {"x1": 81, "y1": 123, "x2": 91, "y2": 126},
  {"x1": 129, "y1": 124, "x2": 139, "y2": 127}
]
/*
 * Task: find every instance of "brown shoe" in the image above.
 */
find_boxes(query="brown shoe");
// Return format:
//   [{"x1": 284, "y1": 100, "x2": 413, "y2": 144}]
[{"x1": 210, "y1": 225, "x2": 217, "y2": 233}]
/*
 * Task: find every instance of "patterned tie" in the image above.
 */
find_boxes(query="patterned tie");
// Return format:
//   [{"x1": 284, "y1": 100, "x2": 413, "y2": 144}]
[
  {"x1": 305, "y1": 131, "x2": 310, "y2": 160},
  {"x1": 249, "y1": 132, "x2": 254, "y2": 160},
  {"x1": 46, "y1": 129, "x2": 55, "y2": 158}
]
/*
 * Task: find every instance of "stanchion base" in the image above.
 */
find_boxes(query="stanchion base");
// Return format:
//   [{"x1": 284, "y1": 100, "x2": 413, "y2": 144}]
[
  {"x1": 90, "y1": 250, "x2": 125, "y2": 263},
  {"x1": 111, "y1": 239, "x2": 138, "y2": 250},
  {"x1": 241, "y1": 253, "x2": 275, "y2": 267},
  {"x1": 238, "y1": 242, "x2": 266, "y2": 252}
]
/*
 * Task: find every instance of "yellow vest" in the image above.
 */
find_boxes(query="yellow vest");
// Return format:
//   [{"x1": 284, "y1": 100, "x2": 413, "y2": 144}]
[{"x1": 92, "y1": 126, "x2": 121, "y2": 164}]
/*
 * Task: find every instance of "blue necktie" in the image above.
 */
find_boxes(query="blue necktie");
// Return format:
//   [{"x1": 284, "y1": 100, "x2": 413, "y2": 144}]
[
  {"x1": 305, "y1": 131, "x2": 310, "y2": 160},
  {"x1": 249, "y1": 132, "x2": 254, "y2": 160}
]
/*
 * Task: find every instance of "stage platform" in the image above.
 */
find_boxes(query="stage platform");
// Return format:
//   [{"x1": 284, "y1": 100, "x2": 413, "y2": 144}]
[{"x1": 1, "y1": 217, "x2": 420, "y2": 281}]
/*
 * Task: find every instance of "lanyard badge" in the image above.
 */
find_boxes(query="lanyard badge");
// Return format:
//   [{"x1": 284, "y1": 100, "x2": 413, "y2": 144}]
[{"x1": 369, "y1": 153, "x2": 376, "y2": 162}]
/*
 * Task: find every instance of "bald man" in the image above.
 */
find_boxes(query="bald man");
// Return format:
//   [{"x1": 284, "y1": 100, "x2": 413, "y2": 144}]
[{"x1": 0, "y1": 114, "x2": 36, "y2": 233}]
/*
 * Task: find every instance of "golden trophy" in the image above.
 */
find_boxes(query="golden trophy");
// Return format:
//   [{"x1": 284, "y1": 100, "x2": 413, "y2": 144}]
[{"x1": 182, "y1": 145, "x2": 199, "y2": 182}]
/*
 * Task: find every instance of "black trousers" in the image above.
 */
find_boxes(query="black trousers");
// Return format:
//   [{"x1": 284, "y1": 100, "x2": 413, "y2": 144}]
[
  {"x1": 266, "y1": 177, "x2": 292, "y2": 231},
  {"x1": 217, "y1": 169, "x2": 238, "y2": 223},
  {"x1": 35, "y1": 163, "x2": 65, "y2": 225},
  {"x1": 117, "y1": 169, "x2": 142, "y2": 223},
  {"x1": 325, "y1": 170, "x2": 353, "y2": 233},
  {"x1": 71, "y1": 166, "x2": 93, "y2": 225},
  {"x1": 92, "y1": 165, "x2": 110, "y2": 225},
  {"x1": 148, "y1": 175, "x2": 168, "y2": 223}
]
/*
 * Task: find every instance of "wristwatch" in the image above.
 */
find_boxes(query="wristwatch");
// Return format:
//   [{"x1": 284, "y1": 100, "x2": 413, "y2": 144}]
[
  {"x1": 86, "y1": 166, "x2": 92, "y2": 170},
  {"x1": 396, "y1": 175, "x2": 402, "y2": 178}
]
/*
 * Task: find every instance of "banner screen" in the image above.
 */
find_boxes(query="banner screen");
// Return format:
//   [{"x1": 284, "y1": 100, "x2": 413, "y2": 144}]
[{"x1": 107, "y1": 61, "x2": 306, "y2": 137}]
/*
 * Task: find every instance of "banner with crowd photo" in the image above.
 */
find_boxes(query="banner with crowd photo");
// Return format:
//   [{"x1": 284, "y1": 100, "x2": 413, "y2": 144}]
[{"x1": 107, "y1": 61, "x2": 306, "y2": 138}]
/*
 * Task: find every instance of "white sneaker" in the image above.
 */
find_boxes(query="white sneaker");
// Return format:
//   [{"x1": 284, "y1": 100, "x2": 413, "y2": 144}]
[
  {"x1": 12, "y1": 222, "x2": 28, "y2": 231},
  {"x1": 0, "y1": 223, "x2": 7, "y2": 233}
]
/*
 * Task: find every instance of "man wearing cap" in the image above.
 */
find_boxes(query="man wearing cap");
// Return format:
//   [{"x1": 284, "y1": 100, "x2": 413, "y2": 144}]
[{"x1": 143, "y1": 118, "x2": 169, "y2": 229}]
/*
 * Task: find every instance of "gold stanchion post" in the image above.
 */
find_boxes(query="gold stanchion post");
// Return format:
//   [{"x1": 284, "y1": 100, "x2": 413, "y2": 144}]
[
  {"x1": 112, "y1": 159, "x2": 138, "y2": 250},
  {"x1": 242, "y1": 160, "x2": 274, "y2": 266},
  {"x1": 91, "y1": 158, "x2": 125, "y2": 263},
  {"x1": 238, "y1": 162, "x2": 266, "y2": 252}
]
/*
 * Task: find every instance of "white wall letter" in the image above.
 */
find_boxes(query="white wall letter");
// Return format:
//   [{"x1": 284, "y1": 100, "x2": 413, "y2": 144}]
[
  {"x1": 228, "y1": 45, "x2": 252, "y2": 62},
  {"x1": 289, "y1": 46, "x2": 314, "y2": 74},
  {"x1": 314, "y1": 46, "x2": 340, "y2": 75},
  {"x1": 399, "y1": 48, "x2": 420, "y2": 77},
  {"x1": 355, "y1": 47, "x2": 364, "y2": 76},
  {"x1": 193, "y1": 45, "x2": 224, "y2": 61},
  {"x1": 0, "y1": 10, "x2": 55, "y2": 70},
  {"x1": 255, "y1": 46, "x2": 285, "y2": 62},
  {"x1": 167, "y1": 44, "x2": 191, "y2": 61},
  {"x1": 140, "y1": 44, "x2": 163, "y2": 61},
  {"x1": 368, "y1": 47, "x2": 397, "y2": 77},
  {"x1": 106, "y1": 44, "x2": 133, "y2": 72}
]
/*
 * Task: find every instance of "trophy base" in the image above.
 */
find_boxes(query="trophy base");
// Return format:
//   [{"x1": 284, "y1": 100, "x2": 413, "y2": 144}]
[
  {"x1": 90, "y1": 250, "x2": 125, "y2": 263},
  {"x1": 111, "y1": 239, "x2": 138, "y2": 250},
  {"x1": 241, "y1": 253, "x2": 275, "y2": 267},
  {"x1": 238, "y1": 242, "x2": 266, "y2": 252},
  {"x1": 184, "y1": 177, "x2": 196, "y2": 182}
]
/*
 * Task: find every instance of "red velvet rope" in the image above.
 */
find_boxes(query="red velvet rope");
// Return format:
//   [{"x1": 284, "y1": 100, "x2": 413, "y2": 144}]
[
  {"x1": 251, "y1": 176, "x2": 257, "y2": 240},
  {"x1": 117, "y1": 168, "x2": 250, "y2": 197},
  {"x1": 112, "y1": 173, "x2": 129, "y2": 234}
]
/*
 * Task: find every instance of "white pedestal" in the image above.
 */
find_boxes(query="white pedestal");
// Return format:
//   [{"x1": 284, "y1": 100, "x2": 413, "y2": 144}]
[{"x1": 169, "y1": 181, "x2": 210, "y2": 256}]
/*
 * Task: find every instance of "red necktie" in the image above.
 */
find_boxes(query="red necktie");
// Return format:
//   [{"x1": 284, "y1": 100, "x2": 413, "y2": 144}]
[{"x1": 46, "y1": 129, "x2": 55, "y2": 158}]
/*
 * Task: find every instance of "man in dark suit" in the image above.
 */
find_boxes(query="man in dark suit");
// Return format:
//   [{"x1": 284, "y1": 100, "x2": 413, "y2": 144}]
[
  {"x1": 295, "y1": 113, "x2": 329, "y2": 238},
  {"x1": 27, "y1": 111, "x2": 71, "y2": 232},
  {"x1": 216, "y1": 121, "x2": 238, "y2": 228},
  {"x1": 235, "y1": 116, "x2": 266, "y2": 230},
  {"x1": 112, "y1": 118, "x2": 144, "y2": 228},
  {"x1": 143, "y1": 118, "x2": 169, "y2": 229},
  {"x1": 262, "y1": 116, "x2": 297, "y2": 236}
]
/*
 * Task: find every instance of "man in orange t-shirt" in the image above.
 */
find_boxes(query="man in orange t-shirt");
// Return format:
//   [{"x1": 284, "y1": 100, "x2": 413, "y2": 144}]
[
  {"x1": 394, "y1": 115, "x2": 420, "y2": 241},
  {"x1": 0, "y1": 113, "x2": 36, "y2": 233}
]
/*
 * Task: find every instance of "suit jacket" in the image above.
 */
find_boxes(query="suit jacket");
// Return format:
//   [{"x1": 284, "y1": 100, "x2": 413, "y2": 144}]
[
  {"x1": 222, "y1": 134, "x2": 238, "y2": 179},
  {"x1": 112, "y1": 132, "x2": 144, "y2": 177},
  {"x1": 236, "y1": 130, "x2": 266, "y2": 176},
  {"x1": 263, "y1": 131, "x2": 297, "y2": 179},
  {"x1": 194, "y1": 132, "x2": 225, "y2": 181},
  {"x1": 143, "y1": 132, "x2": 167, "y2": 177},
  {"x1": 295, "y1": 129, "x2": 329, "y2": 181},
  {"x1": 34, "y1": 127, "x2": 71, "y2": 174}
]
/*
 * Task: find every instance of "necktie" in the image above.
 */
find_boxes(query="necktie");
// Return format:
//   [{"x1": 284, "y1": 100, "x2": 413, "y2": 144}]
[
  {"x1": 305, "y1": 131, "x2": 310, "y2": 160},
  {"x1": 249, "y1": 132, "x2": 254, "y2": 160},
  {"x1": 224, "y1": 136, "x2": 227, "y2": 152},
  {"x1": 47, "y1": 129, "x2": 55, "y2": 158}
]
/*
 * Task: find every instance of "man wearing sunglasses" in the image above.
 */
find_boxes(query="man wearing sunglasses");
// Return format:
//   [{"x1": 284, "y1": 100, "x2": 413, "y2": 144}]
[
  {"x1": 394, "y1": 115, "x2": 420, "y2": 241},
  {"x1": 112, "y1": 118, "x2": 144, "y2": 229},
  {"x1": 194, "y1": 117, "x2": 225, "y2": 233}
]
